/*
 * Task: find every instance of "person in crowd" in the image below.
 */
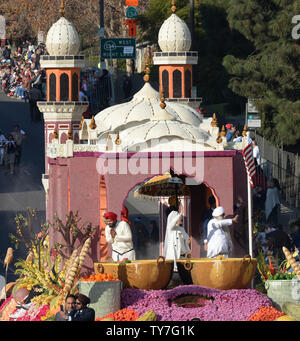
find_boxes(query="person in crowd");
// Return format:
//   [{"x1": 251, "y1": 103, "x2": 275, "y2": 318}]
[
  {"x1": 252, "y1": 139, "x2": 261, "y2": 167},
  {"x1": 265, "y1": 178, "x2": 280, "y2": 225},
  {"x1": 253, "y1": 185, "x2": 266, "y2": 212},
  {"x1": 164, "y1": 203, "x2": 191, "y2": 271},
  {"x1": 0, "y1": 129, "x2": 7, "y2": 166},
  {"x1": 289, "y1": 218, "x2": 300, "y2": 250},
  {"x1": 72, "y1": 294, "x2": 95, "y2": 321},
  {"x1": 11, "y1": 124, "x2": 26, "y2": 165},
  {"x1": 104, "y1": 211, "x2": 136, "y2": 261},
  {"x1": 4, "y1": 134, "x2": 16, "y2": 174},
  {"x1": 122, "y1": 74, "x2": 132, "y2": 100},
  {"x1": 203, "y1": 196, "x2": 217, "y2": 254},
  {"x1": 265, "y1": 224, "x2": 294, "y2": 264},
  {"x1": 29, "y1": 84, "x2": 43, "y2": 121},
  {"x1": 226, "y1": 125, "x2": 237, "y2": 142},
  {"x1": 232, "y1": 130, "x2": 242, "y2": 143},
  {"x1": 206, "y1": 206, "x2": 239, "y2": 258},
  {"x1": 55, "y1": 294, "x2": 77, "y2": 321}
]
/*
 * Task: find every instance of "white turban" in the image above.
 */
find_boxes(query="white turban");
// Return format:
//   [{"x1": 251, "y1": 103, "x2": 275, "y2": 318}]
[{"x1": 212, "y1": 206, "x2": 225, "y2": 217}]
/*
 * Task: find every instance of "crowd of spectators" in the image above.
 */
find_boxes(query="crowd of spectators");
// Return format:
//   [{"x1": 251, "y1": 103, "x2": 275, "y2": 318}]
[{"x1": 0, "y1": 39, "x2": 46, "y2": 102}]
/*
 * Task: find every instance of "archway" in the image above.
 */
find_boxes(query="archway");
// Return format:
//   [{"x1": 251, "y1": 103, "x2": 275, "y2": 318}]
[{"x1": 123, "y1": 183, "x2": 159, "y2": 260}]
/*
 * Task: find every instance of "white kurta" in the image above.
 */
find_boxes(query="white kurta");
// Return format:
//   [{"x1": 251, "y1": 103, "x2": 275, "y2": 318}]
[
  {"x1": 105, "y1": 220, "x2": 136, "y2": 261},
  {"x1": 206, "y1": 218, "x2": 233, "y2": 258},
  {"x1": 164, "y1": 211, "x2": 191, "y2": 271}
]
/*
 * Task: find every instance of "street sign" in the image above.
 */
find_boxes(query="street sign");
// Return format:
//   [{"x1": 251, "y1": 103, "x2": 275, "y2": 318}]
[
  {"x1": 126, "y1": 6, "x2": 138, "y2": 19},
  {"x1": 246, "y1": 107, "x2": 261, "y2": 129},
  {"x1": 126, "y1": 0, "x2": 138, "y2": 5},
  {"x1": 101, "y1": 38, "x2": 136, "y2": 59}
]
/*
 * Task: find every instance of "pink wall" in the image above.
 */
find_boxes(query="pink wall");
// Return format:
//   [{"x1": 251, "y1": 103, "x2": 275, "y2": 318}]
[{"x1": 47, "y1": 151, "x2": 249, "y2": 269}]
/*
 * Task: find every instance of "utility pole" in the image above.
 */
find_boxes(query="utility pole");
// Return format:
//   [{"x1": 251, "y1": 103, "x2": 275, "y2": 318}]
[
  {"x1": 190, "y1": 0, "x2": 194, "y2": 47},
  {"x1": 99, "y1": 0, "x2": 105, "y2": 69}
]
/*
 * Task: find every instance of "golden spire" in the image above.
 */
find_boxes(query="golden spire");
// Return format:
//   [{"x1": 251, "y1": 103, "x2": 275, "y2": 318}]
[
  {"x1": 242, "y1": 124, "x2": 247, "y2": 137},
  {"x1": 171, "y1": 0, "x2": 176, "y2": 13},
  {"x1": 59, "y1": 0, "x2": 65, "y2": 17},
  {"x1": 211, "y1": 113, "x2": 218, "y2": 127},
  {"x1": 67, "y1": 126, "x2": 73, "y2": 140},
  {"x1": 143, "y1": 62, "x2": 151, "y2": 83},
  {"x1": 106, "y1": 133, "x2": 112, "y2": 151},
  {"x1": 79, "y1": 114, "x2": 85, "y2": 130},
  {"x1": 53, "y1": 127, "x2": 58, "y2": 139},
  {"x1": 160, "y1": 90, "x2": 166, "y2": 109},
  {"x1": 216, "y1": 129, "x2": 222, "y2": 144},
  {"x1": 220, "y1": 125, "x2": 226, "y2": 137},
  {"x1": 89, "y1": 115, "x2": 97, "y2": 130},
  {"x1": 115, "y1": 132, "x2": 121, "y2": 145}
]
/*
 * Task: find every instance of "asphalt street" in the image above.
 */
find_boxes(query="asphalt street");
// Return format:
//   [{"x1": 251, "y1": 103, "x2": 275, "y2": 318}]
[{"x1": 0, "y1": 92, "x2": 46, "y2": 282}]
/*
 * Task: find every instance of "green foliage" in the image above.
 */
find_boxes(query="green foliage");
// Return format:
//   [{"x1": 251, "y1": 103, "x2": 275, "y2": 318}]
[{"x1": 223, "y1": 0, "x2": 300, "y2": 146}]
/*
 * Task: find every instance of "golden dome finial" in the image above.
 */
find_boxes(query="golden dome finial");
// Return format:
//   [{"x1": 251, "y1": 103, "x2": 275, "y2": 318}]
[
  {"x1": 160, "y1": 90, "x2": 166, "y2": 109},
  {"x1": 79, "y1": 114, "x2": 85, "y2": 130},
  {"x1": 216, "y1": 129, "x2": 223, "y2": 144},
  {"x1": 211, "y1": 113, "x2": 218, "y2": 127},
  {"x1": 59, "y1": 0, "x2": 65, "y2": 17},
  {"x1": 89, "y1": 115, "x2": 97, "y2": 130},
  {"x1": 220, "y1": 125, "x2": 226, "y2": 137},
  {"x1": 67, "y1": 126, "x2": 73, "y2": 140},
  {"x1": 171, "y1": 0, "x2": 176, "y2": 13},
  {"x1": 115, "y1": 132, "x2": 121, "y2": 145},
  {"x1": 143, "y1": 59, "x2": 151, "y2": 83},
  {"x1": 242, "y1": 124, "x2": 247, "y2": 137}
]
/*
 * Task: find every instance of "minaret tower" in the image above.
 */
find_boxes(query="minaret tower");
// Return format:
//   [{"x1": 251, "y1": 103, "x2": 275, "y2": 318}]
[
  {"x1": 38, "y1": 1, "x2": 88, "y2": 175},
  {"x1": 153, "y1": 0, "x2": 202, "y2": 109}
]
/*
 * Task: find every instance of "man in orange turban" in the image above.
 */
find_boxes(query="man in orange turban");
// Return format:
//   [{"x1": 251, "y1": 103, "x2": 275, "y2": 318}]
[{"x1": 104, "y1": 210, "x2": 135, "y2": 262}]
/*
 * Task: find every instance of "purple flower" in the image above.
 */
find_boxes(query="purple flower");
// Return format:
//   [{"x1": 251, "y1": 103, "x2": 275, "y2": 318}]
[{"x1": 121, "y1": 285, "x2": 272, "y2": 321}]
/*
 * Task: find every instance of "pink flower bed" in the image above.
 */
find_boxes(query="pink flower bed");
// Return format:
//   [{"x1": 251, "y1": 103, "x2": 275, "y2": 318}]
[{"x1": 121, "y1": 285, "x2": 272, "y2": 321}]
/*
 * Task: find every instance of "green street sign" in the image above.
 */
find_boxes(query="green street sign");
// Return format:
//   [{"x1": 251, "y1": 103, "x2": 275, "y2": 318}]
[
  {"x1": 126, "y1": 6, "x2": 138, "y2": 19},
  {"x1": 101, "y1": 38, "x2": 136, "y2": 59}
]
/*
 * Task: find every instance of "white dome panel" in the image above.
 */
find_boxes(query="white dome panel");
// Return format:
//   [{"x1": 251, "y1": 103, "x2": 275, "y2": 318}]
[{"x1": 158, "y1": 14, "x2": 192, "y2": 52}]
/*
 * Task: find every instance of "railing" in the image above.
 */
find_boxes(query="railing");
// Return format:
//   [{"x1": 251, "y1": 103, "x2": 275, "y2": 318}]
[{"x1": 254, "y1": 133, "x2": 300, "y2": 209}]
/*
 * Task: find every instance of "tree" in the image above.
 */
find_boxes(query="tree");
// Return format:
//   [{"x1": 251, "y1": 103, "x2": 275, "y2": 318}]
[
  {"x1": 223, "y1": 0, "x2": 300, "y2": 146},
  {"x1": 0, "y1": 0, "x2": 150, "y2": 50}
]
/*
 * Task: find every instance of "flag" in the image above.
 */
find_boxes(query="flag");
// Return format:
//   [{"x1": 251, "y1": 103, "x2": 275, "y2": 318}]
[{"x1": 242, "y1": 143, "x2": 256, "y2": 187}]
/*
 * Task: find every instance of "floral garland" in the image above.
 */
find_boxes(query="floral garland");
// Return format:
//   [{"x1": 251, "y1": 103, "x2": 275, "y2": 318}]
[
  {"x1": 121, "y1": 285, "x2": 273, "y2": 321},
  {"x1": 15, "y1": 304, "x2": 50, "y2": 321}
]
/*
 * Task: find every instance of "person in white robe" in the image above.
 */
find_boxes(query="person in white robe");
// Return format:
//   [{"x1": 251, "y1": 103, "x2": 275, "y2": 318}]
[
  {"x1": 104, "y1": 212, "x2": 136, "y2": 262},
  {"x1": 206, "y1": 206, "x2": 239, "y2": 258},
  {"x1": 164, "y1": 209, "x2": 191, "y2": 271}
]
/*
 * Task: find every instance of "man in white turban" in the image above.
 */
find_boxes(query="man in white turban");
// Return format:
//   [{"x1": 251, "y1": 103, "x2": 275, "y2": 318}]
[
  {"x1": 164, "y1": 207, "x2": 191, "y2": 271},
  {"x1": 206, "y1": 206, "x2": 239, "y2": 258}
]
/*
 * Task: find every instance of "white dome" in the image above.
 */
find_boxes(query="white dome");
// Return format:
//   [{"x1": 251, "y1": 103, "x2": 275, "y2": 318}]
[
  {"x1": 95, "y1": 82, "x2": 202, "y2": 135},
  {"x1": 119, "y1": 118, "x2": 210, "y2": 152},
  {"x1": 158, "y1": 14, "x2": 192, "y2": 52},
  {"x1": 46, "y1": 17, "x2": 80, "y2": 56}
]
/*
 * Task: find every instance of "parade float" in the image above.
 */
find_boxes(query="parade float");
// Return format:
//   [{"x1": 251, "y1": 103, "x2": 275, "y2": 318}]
[{"x1": 2, "y1": 1, "x2": 300, "y2": 323}]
